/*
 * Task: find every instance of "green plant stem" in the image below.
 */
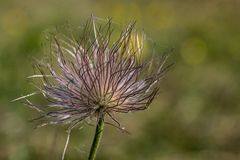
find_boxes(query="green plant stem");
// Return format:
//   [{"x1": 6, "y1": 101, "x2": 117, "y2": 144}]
[{"x1": 88, "y1": 114, "x2": 104, "y2": 160}]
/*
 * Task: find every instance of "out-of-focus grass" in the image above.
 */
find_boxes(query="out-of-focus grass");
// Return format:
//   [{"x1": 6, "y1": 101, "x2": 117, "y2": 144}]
[{"x1": 0, "y1": 0, "x2": 240, "y2": 159}]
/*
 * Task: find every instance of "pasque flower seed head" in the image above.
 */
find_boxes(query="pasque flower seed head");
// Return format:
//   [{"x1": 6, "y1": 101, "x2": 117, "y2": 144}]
[{"x1": 14, "y1": 17, "x2": 171, "y2": 130}]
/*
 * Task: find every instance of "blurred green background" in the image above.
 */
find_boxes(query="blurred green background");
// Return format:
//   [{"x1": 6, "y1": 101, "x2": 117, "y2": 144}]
[{"x1": 1, "y1": 0, "x2": 240, "y2": 160}]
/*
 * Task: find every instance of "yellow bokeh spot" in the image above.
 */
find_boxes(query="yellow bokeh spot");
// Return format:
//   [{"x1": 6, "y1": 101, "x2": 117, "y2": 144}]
[{"x1": 181, "y1": 37, "x2": 207, "y2": 65}]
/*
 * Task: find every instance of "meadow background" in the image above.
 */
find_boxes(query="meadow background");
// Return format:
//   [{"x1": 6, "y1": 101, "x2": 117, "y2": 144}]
[{"x1": 0, "y1": 0, "x2": 240, "y2": 160}]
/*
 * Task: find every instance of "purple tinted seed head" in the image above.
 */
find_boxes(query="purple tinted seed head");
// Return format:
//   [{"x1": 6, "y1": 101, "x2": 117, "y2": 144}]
[{"x1": 19, "y1": 17, "x2": 171, "y2": 130}]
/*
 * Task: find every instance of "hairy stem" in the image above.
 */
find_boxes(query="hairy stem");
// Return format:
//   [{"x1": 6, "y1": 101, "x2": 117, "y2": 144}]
[{"x1": 88, "y1": 113, "x2": 104, "y2": 160}]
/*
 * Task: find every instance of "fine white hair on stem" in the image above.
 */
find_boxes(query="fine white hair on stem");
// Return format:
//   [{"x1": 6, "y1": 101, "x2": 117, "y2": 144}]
[
  {"x1": 11, "y1": 92, "x2": 39, "y2": 102},
  {"x1": 62, "y1": 129, "x2": 72, "y2": 160},
  {"x1": 27, "y1": 75, "x2": 53, "y2": 79}
]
